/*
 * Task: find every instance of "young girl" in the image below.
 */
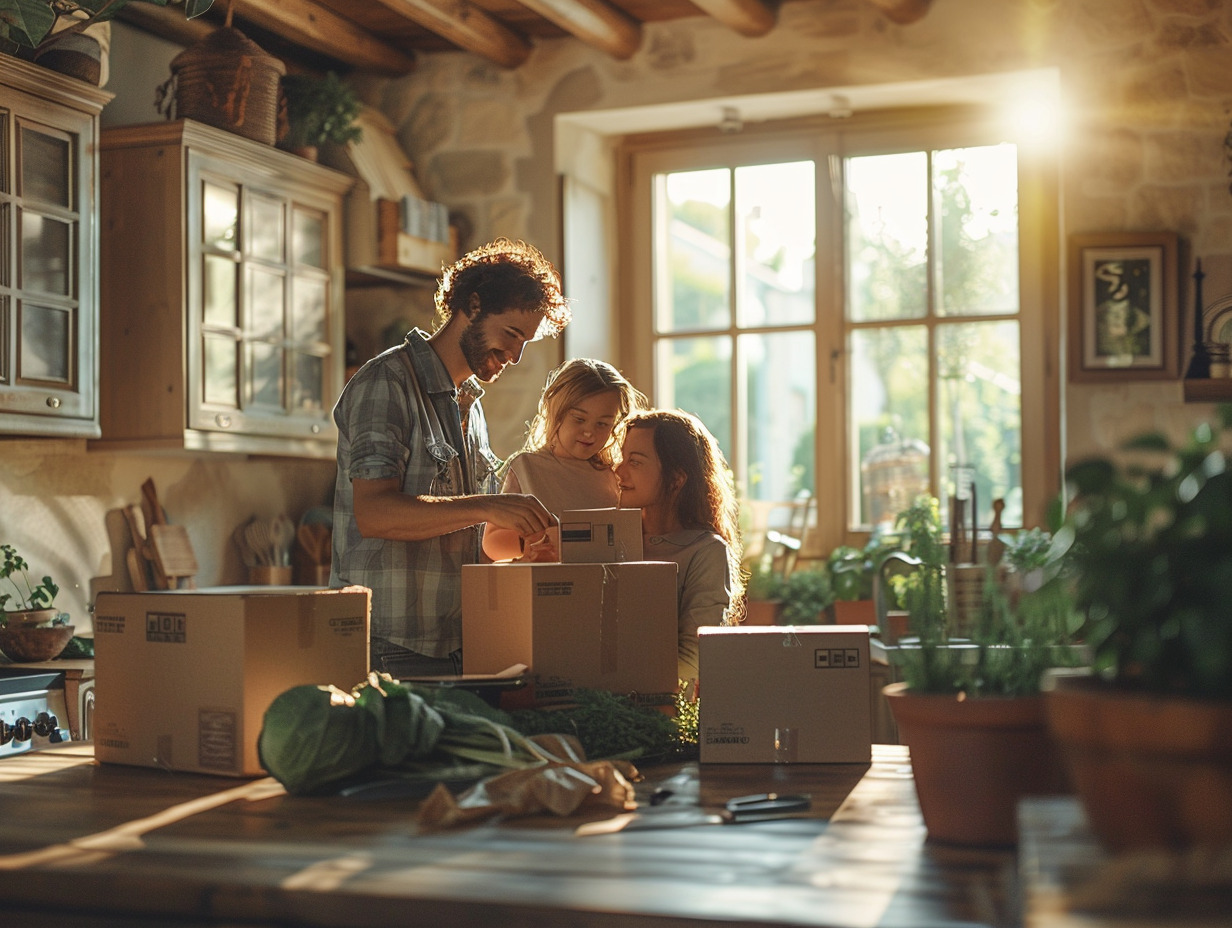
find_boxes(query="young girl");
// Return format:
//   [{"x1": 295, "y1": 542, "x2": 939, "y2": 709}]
[
  {"x1": 482, "y1": 358, "x2": 646, "y2": 562},
  {"x1": 615, "y1": 409, "x2": 745, "y2": 692}
]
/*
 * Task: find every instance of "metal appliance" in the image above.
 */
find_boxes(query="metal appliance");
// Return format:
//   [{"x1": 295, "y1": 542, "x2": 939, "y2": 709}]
[{"x1": 0, "y1": 672, "x2": 71, "y2": 758}]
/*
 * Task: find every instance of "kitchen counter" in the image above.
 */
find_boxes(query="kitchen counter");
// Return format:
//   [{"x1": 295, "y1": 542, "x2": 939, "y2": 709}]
[{"x1": 0, "y1": 743, "x2": 1022, "y2": 927}]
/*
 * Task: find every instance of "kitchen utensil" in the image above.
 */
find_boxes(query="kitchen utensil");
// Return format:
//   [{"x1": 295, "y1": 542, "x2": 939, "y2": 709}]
[
  {"x1": 149, "y1": 523, "x2": 198, "y2": 588},
  {"x1": 141, "y1": 477, "x2": 166, "y2": 529},
  {"x1": 271, "y1": 514, "x2": 295, "y2": 567},
  {"x1": 244, "y1": 518, "x2": 274, "y2": 567},
  {"x1": 575, "y1": 792, "x2": 812, "y2": 836}
]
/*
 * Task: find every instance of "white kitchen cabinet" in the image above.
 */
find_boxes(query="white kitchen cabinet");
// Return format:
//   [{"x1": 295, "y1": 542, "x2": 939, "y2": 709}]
[
  {"x1": 0, "y1": 56, "x2": 110, "y2": 437},
  {"x1": 97, "y1": 119, "x2": 352, "y2": 457}
]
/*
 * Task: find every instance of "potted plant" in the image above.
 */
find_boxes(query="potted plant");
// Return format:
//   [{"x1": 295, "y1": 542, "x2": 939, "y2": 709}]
[
  {"x1": 1, "y1": 0, "x2": 213, "y2": 82},
  {"x1": 1044, "y1": 404, "x2": 1232, "y2": 853},
  {"x1": 0, "y1": 543, "x2": 74, "y2": 661},
  {"x1": 778, "y1": 565, "x2": 834, "y2": 625},
  {"x1": 279, "y1": 70, "x2": 362, "y2": 160},
  {"x1": 882, "y1": 496, "x2": 1085, "y2": 846},
  {"x1": 742, "y1": 560, "x2": 786, "y2": 626},
  {"x1": 824, "y1": 535, "x2": 896, "y2": 624}
]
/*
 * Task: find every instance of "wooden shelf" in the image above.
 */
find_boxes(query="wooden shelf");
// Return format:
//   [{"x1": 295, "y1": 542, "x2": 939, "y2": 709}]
[
  {"x1": 342, "y1": 190, "x2": 457, "y2": 287},
  {"x1": 1182, "y1": 378, "x2": 1232, "y2": 402}
]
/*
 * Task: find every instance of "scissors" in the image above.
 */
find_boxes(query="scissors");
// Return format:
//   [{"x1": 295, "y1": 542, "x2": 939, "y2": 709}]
[{"x1": 576, "y1": 792, "x2": 812, "y2": 836}]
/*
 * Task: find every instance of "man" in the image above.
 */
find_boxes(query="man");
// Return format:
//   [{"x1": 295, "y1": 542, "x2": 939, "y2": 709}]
[{"x1": 331, "y1": 239, "x2": 571, "y2": 677}]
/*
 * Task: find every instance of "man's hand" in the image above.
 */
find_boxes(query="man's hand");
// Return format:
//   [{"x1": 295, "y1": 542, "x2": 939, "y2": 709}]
[{"x1": 482, "y1": 494, "x2": 557, "y2": 539}]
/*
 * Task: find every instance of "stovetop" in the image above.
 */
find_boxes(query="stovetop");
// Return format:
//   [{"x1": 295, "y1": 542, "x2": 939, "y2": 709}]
[{"x1": 0, "y1": 671, "x2": 71, "y2": 758}]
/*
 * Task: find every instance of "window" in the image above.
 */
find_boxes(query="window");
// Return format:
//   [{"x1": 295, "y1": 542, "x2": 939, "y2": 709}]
[{"x1": 622, "y1": 111, "x2": 1058, "y2": 549}]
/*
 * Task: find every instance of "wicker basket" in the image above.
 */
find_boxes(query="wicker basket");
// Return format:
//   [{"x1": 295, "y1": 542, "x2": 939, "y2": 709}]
[{"x1": 169, "y1": 27, "x2": 285, "y2": 145}]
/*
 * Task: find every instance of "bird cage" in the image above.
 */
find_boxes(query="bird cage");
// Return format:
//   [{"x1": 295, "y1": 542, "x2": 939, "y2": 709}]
[{"x1": 861, "y1": 429, "x2": 930, "y2": 530}]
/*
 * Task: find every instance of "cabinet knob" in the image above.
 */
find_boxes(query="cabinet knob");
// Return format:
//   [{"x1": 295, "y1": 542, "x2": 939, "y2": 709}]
[
  {"x1": 45, "y1": 396, "x2": 61, "y2": 409},
  {"x1": 311, "y1": 423, "x2": 321, "y2": 434},
  {"x1": 215, "y1": 414, "x2": 232, "y2": 428}
]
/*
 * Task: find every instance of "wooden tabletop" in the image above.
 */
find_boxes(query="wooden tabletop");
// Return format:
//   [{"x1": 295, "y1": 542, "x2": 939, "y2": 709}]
[{"x1": 0, "y1": 743, "x2": 1020, "y2": 928}]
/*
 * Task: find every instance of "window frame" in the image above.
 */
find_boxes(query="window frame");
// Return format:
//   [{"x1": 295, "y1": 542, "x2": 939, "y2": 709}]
[{"x1": 617, "y1": 105, "x2": 1060, "y2": 551}]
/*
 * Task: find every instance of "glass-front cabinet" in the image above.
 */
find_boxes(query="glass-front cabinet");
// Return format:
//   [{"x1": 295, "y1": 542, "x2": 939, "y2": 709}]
[
  {"x1": 98, "y1": 120, "x2": 352, "y2": 457},
  {"x1": 0, "y1": 57, "x2": 110, "y2": 437}
]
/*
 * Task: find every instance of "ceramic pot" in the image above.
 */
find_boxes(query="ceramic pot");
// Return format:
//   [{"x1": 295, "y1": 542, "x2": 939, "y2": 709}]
[
  {"x1": 743, "y1": 599, "x2": 782, "y2": 626},
  {"x1": 1043, "y1": 671, "x2": 1232, "y2": 852},
  {"x1": 0, "y1": 624, "x2": 75, "y2": 662},
  {"x1": 884, "y1": 681, "x2": 1070, "y2": 846}
]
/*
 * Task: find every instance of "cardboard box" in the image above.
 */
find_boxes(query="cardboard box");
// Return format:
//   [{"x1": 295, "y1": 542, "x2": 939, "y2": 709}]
[
  {"x1": 698, "y1": 625, "x2": 871, "y2": 764},
  {"x1": 462, "y1": 561, "x2": 676, "y2": 702},
  {"x1": 558, "y1": 508, "x2": 643, "y2": 563},
  {"x1": 92, "y1": 586, "x2": 370, "y2": 777}
]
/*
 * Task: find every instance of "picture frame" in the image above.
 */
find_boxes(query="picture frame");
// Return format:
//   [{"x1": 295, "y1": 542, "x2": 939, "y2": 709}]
[{"x1": 1067, "y1": 231, "x2": 1179, "y2": 382}]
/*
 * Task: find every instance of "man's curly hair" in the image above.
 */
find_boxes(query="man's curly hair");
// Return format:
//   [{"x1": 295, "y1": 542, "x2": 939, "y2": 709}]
[{"x1": 433, "y1": 238, "x2": 571, "y2": 339}]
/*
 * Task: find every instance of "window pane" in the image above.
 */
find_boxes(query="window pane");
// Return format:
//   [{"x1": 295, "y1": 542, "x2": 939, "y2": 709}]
[
  {"x1": 291, "y1": 275, "x2": 326, "y2": 342},
  {"x1": 740, "y1": 330, "x2": 814, "y2": 502},
  {"x1": 20, "y1": 212, "x2": 70, "y2": 295},
  {"x1": 202, "y1": 334, "x2": 238, "y2": 407},
  {"x1": 21, "y1": 127, "x2": 70, "y2": 208},
  {"x1": 292, "y1": 209, "x2": 325, "y2": 268},
  {"x1": 846, "y1": 152, "x2": 927, "y2": 323},
  {"x1": 850, "y1": 325, "x2": 930, "y2": 531},
  {"x1": 248, "y1": 267, "x2": 284, "y2": 337},
  {"x1": 656, "y1": 335, "x2": 732, "y2": 459},
  {"x1": 658, "y1": 169, "x2": 730, "y2": 333},
  {"x1": 248, "y1": 342, "x2": 283, "y2": 409},
  {"x1": 735, "y1": 162, "x2": 815, "y2": 327},
  {"x1": 247, "y1": 194, "x2": 284, "y2": 262},
  {"x1": 203, "y1": 183, "x2": 237, "y2": 251},
  {"x1": 292, "y1": 351, "x2": 324, "y2": 412},
  {"x1": 936, "y1": 320, "x2": 1022, "y2": 529},
  {"x1": 19, "y1": 303, "x2": 70, "y2": 382},
  {"x1": 203, "y1": 255, "x2": 237, "y2": 327},
  {"x1": 934, "y1": 145, "x2": 1019, "y2": 317}
]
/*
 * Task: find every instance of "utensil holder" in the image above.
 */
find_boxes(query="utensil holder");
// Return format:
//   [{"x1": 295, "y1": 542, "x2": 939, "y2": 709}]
[{"x1": 248, "y1": 565, "x2": 292, "y2": 585}]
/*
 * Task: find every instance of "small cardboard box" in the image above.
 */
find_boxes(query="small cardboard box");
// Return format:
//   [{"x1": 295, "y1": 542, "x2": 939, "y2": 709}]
[
  {"x1": 699, "y1": 625, "x2": 871, "y2": 764},
  {"x1": 92, "y1": 586, "x2": 370, "y2": 777},
  {"x1": 462, "y1": 561, "x2": 676, "y2": 701},
  {"x1": 558, "y1": 508, "x2": 643, "y2": 563}
]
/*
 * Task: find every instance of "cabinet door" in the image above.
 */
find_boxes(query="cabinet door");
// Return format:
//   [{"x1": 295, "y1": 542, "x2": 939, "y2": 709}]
[
  {"x1": 187, "y1": 155, "x2": 337, "y2": 441},
  {"x1": 0, "y1": 85, "x2": 101, "y2": 435}
]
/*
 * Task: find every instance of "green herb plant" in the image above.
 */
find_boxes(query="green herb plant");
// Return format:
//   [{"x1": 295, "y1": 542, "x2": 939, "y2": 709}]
[
  {"x1": 1058, "y1": 405, "x2": 1232, "y2": 700},
  {"x1": 891, "y1": 497, "x2": 1082, "y2": 696},
  {"x1": 0, "y1": 543, "x2": 60, "y2": 623},
  {"x1": 280, "y1": 71, "x2": 363, "y2": 151},
  {"x1": 826, "y1": 535, "x2": 897, "y2": 602},
  {"x1": 779, "y1": 566, "x2": 834, "y2": 624}
]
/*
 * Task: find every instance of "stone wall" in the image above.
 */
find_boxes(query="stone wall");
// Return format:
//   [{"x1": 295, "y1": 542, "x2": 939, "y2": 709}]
[{"x1": 359, "y1": 0, "x2": 1232, "y2": 460}]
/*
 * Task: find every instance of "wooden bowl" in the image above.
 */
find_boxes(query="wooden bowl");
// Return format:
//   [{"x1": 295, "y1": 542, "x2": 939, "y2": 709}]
[{"x1": 0, "y1": 624, "x2": 75, "y2": 662}]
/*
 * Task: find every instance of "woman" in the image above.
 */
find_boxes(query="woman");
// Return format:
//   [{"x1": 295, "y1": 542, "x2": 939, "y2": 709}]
[{"x1": 615, "y1": 409, "x2": 744, "y2": 694}]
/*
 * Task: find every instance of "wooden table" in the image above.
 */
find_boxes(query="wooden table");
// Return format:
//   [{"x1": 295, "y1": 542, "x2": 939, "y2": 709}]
[{"x1": 0, "y1": 743, "x2": 1020, "y2": 928}]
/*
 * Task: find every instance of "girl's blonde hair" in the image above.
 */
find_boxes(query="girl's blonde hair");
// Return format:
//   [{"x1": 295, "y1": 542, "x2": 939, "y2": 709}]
[
  {"x1": 624, "y1": 409, "x2": 746, "y2": 623},
  {"x1": 521, "y1": 359, "x2": 647, "y2": 468}
]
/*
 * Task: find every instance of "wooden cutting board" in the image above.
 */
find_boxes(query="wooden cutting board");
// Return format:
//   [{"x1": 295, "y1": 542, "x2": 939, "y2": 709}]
[{"x1": 149, "y1": 523, "x2": 198, "y2": 588}]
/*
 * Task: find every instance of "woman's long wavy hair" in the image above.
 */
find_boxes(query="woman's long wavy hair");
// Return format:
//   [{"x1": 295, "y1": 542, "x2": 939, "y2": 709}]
[
  {"x1": 625, "y1": 409, "x2": 745, "y2": 622},
  {"x1": 519, "y1": 359, "x2": 647, "y2": 469}
]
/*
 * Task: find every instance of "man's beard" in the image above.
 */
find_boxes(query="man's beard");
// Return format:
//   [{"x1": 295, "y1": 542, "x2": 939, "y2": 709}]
[{"x1": 459, "y1": 319, "x2": 497, "y2": 380}]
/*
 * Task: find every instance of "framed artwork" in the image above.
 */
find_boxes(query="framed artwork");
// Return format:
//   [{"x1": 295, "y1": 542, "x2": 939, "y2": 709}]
[{"x1": 1067, "y1": 232, "x2": 1179, "y2": 382}]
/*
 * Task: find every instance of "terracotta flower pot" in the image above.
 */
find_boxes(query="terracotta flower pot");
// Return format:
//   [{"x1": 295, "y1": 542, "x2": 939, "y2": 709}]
[
  {"x1": 1044, "y1": 672, "x2": 1232, "y2": 853},
  {"x1": 884, "y1": 681, "x2": 1070, "y2": 846},
  {"x1": 0, "y1": 624, "x2": 75, "y2": 662},
  {"x1": 743, "y1": 599, "x2": 782, "y2": 626}
]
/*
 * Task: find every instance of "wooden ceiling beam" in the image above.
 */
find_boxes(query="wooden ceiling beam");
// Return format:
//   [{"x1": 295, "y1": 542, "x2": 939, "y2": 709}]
[
  {"x1": 863, "y1": 0, "x2": 934, "y2": 25},
  {"x1": 687, "y1": 0, "x2": 777, "y2": 37},
  {"x1": 516, "y1": 0, "x2": 641, "y2": 59},
  {"x1": 370, "y1": 0, "x2": 533, "y2": 69},
  {"x1": 117, "y1": 0, "x2": 417, "y2": 75}
]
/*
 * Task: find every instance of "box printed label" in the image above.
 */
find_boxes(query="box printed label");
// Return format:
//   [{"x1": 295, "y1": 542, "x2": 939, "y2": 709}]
[
  {"x1": 94, "y1": 615, "x2": 125, "y2": 634},
  {"x1": 814, "y1": 648, "x2": 861, "y2": 669},
  {"x1": 702, "y1": 722, "x2": 751, "y2": 746},
  {"x1": 534, "y1": 581, "x2": 574, "y2": 597},
  {"x1": 146, "y1": 612, "x2": 187, "y2": 643},
  {"x1": 198, "y1": 708, "x2": 237, "y2": 771},
  {"x1": 328, "y1": 616, "x2": 366, "y2": 635}
]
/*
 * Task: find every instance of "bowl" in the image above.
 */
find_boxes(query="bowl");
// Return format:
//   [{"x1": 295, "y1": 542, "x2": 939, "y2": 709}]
[{"x1": 0, "y1": 624, "x2": 76, "y2": 662}]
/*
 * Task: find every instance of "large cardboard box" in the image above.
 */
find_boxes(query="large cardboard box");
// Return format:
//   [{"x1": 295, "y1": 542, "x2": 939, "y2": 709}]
[
  {"x1": 558, "y1": 508, "x2": 643, "y2": 563},
  {"x1": 462, "y1": 561, "x2": 676, "y2": 702},
  {"x1": 92, "y1": 586, "x2": 370, "y2": 776},
  {"x1": 698, "y1": 625, "x2": 871, "y2": 764}
]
